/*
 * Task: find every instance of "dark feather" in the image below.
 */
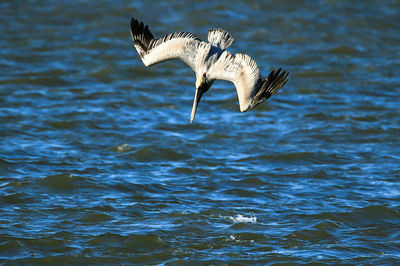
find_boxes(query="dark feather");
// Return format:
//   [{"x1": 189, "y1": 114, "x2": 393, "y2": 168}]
[
  {"x1": 249, "y1": 68, "x2": 289, "y2": 110},
  {"x1": 130, "y1": 17, "x2": 200, "y2": 54}
]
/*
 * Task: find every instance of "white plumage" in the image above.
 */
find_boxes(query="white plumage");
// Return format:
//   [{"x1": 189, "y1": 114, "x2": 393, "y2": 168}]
[{"x1": 130, "y1": 17, "x2": 288, "y2": 123}]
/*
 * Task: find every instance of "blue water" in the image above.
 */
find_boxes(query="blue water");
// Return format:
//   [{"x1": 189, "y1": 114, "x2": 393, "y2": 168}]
[{"x1": 1, "y1": 0, "x2": 400, "y2": 264}]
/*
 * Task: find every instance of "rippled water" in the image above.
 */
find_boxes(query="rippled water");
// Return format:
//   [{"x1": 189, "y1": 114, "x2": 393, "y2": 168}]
[{"x1": 1, "y1": 0, "x2": 400, "y2": 264}]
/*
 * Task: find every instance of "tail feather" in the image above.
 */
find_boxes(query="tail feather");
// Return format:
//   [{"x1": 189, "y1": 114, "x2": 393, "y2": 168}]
[
  {"x1": 249, "y1": 68, "x2": 288, "y2": 109},
  {"x1": 208, "y1": 28, "x2": 234, "y2": 50}
]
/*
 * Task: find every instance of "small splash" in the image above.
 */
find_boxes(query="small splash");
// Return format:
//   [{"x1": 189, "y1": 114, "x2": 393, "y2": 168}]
[
  {"x1": 226, "y1": 234, "x2": 255, "y2": 244},
  {"x1": 224, "y1": 234, "x2": 240, "y2": 243},
  {"x1": 227, "y1": 234, "x2": 240, "y2": 243},
  {"x1": 228, "y1": 214, "x2": 257, "y2": 224},
  {"x1": 112, "y1": 143, "x2": 131, "y2": 153}
]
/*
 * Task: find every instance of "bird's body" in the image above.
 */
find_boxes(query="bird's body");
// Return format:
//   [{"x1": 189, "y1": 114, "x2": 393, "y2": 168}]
[{"x1": 130, "y1": 17, "x2": 288, "y2": 123}]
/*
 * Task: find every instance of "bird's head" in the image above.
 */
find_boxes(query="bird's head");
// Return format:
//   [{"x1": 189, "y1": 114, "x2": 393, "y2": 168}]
[{"x1": 190, "y1": 73, "x2": 212, "y2": 123}]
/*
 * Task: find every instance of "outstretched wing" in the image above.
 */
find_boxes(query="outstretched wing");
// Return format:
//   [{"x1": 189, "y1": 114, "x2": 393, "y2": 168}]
[
  {"x1": 130, "y1": 18, "x2": 203, "y2": 71},
  {"x1": 211, "y1": 52, "x2": 288, "y2": 112}
]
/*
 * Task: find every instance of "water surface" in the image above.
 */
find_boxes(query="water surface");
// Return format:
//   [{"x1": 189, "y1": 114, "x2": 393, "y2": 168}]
[{"x1": 1, "y1": 0, "x2": 400, "y2": 264}]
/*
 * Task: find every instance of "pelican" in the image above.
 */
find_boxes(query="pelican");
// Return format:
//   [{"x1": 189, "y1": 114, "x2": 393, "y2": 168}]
[{"x1": 130, "y1": 17, "x2": 288, "y2": 123}]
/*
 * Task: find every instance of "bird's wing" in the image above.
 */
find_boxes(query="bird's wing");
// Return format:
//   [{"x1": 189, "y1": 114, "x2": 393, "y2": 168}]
[
  {"x1": 130, "y1": 18, "x2": 203, "y2": 72},
  {"x1": 207, "y1": 28, "x2": 234, "y2": 50},
  {"x1": 210, "y1": 51, "x2": 288, "y2": 112}
]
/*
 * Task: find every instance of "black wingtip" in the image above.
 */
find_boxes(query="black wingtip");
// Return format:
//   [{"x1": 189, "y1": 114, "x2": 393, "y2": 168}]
[
  {"x1": 130, "y1": 17, "x2": 155, "y2": 52},
  {"x1": 249, "y1": 68, "x2": 289, "y2": 110},
  {"x1": 265, "y1": 68, "x2": 288, "y2": 97},
  {"x1": 130, "y1": 17, "x2": 139, "y2": 38},
  {"x1": 130, "y1": 17, "x2": 137, "y2": 30}
]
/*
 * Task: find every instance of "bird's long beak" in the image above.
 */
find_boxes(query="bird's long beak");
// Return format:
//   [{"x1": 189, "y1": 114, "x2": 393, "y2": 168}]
[{"x1": 190, "y1": 84, "x2": 206, "y2": 124}]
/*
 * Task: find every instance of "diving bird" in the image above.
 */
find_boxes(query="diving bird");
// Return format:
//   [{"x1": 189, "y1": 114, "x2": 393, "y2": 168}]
[{"x1": 130, "y1": 17, "x2": 288, "y2": 123}]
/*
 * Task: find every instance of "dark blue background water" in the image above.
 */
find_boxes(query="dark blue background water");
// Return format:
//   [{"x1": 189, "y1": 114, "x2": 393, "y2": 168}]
[{"x1": 1, "y1": 0, "x2": 400, "y2": 264}]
